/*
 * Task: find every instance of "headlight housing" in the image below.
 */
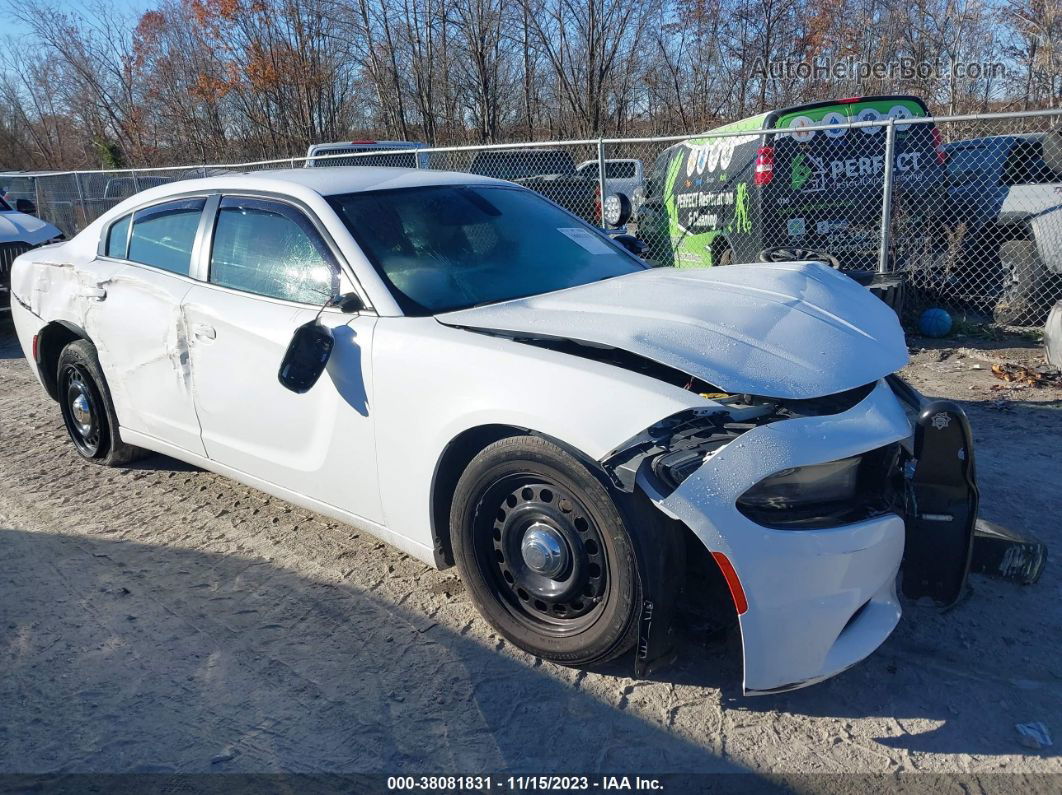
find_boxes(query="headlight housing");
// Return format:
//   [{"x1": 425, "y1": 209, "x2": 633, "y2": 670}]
[{"x1": 736, "y1": 445, "x2": 901, "y2": 529}]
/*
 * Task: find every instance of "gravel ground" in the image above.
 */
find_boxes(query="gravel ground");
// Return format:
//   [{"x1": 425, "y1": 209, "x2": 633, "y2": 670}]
[{"x1": 1, "y1": 319, "x2": 1060, "y2": 783}]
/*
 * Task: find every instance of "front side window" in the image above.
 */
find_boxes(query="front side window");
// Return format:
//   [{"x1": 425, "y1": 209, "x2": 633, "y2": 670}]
[
  {"x1": 209, "y1": 197, "x2": 338, "y2": 304},
  {"x1": 328, "y1": 185, "x2": 644, "y2": 315},
  {"x1": 105, "y1": 214, "x2": 131, "y2": 259},
  {"x1": 128, "y1": 198, "x2": 205, "y2": 275}
]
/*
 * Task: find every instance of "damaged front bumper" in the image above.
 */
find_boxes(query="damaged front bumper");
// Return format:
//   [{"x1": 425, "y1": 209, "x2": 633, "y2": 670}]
[{"x1": 621, "y1": 378, "x2": 978, "y2": 694}]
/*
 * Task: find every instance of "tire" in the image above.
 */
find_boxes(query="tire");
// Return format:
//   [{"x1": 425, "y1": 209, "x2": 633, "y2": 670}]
[
  {"x1": 995, "y1": 240, "x2": 1048, "y2": 325},
  {"x1": 757, "y1": 246, "x2": 840, "y2": 269},
  {"x1": 451, "y1": 435, "x2": 641, "y2": 665},
  {"x1": 57, "y1": 339, "x2": 145, "y2": 466},
  {"x1": 715, "y1": 241, "x2": 734, "y2": 266}
]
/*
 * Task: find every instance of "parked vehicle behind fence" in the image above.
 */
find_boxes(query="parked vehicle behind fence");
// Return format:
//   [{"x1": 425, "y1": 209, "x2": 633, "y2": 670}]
[
  {"x1": 305, "y1": 141, "x2": 429, "y2": 169},
  {"x1": 638, "y1": 95, "x2": 947, "y2": 278},
  {"x1": 942, "y1": 131, "x2": 1062, "y2": 323},
  {"x1": 576, "y1": 158, "x2": 644, "y2": 205},
  {"x1": 470, "y1": 149, "x2": 601, "y2": 225}
]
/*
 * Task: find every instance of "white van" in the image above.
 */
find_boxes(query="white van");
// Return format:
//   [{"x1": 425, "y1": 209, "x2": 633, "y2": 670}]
[{"x1": 305, "y1": 141, "x2": 429, "y2": 169}]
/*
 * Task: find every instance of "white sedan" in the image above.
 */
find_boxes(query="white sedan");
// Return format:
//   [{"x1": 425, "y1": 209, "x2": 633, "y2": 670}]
[{"x1": 8, "y1": 168, "x2": 978, "y2": 694}]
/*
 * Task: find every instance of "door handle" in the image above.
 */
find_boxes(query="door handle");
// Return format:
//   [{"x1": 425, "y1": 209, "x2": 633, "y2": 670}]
[
  {"x1": 192, "y1": 323, "x2": 216, "y2": 341},
  {"x1": 79, "y1": 286, "x2": 106, "y2": 301}
]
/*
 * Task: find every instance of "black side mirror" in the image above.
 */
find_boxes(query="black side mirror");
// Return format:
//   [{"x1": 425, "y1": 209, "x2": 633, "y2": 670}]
[
  {"x1": 612, "y1": 233, "x2": 646, "y2": 257},
  {"x1": 278, "y1": 320, "x2": 335, "y2": 393},
  {"x1": 334, "y1": 292, "x2": 364, "y2": 312},
  {"x1": 15, "y1": 198, "x2": 36, "y2": 215}
]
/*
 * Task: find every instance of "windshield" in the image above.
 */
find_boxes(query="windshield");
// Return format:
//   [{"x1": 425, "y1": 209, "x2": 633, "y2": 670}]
[{"x1": 328, "y1": 185, "x2": 644, "y2": 314}]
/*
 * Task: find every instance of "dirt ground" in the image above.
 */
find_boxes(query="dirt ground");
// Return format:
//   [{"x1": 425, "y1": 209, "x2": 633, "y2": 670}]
[{"x1": 1, "y1": 318, "x2": 1060, "y2": 784}]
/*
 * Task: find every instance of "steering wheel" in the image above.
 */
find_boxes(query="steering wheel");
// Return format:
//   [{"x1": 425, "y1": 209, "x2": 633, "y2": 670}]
[{"x1": 757, "y1": 247, "x2": 841, "y2": 270}]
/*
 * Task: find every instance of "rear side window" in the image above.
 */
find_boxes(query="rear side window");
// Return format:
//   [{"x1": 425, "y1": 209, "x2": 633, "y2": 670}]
[
  {"x1": 128, "y1": 198, "x2": 205, "y2": 275},
  {"x1": 208, "y1": 197, "x2": 338, "y2": 304},
  {"x1": 1004, "y1": 141, "x2": 1061, "y2": 185},
  {"x1": 105, "y1": 214, "x2": 131, "y2": 258},
  {"x1": 604, "y1": 161, "x2": 637, "y2": 179}
]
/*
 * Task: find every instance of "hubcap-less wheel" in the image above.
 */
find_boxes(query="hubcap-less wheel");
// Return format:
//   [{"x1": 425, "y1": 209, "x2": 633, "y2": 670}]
[
  {"x1": 61, "y1": 365, "x2": 102, "y2": 456},
  {"x1": 476, "y1": 475, "x2": 608, "y2": 635}
]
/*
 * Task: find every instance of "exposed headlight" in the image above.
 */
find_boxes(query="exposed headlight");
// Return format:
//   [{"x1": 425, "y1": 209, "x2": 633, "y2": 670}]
[
  {"x1": 738, "y1": 458, "x2": 861, "y2": 512},
  {"x1": 737, "y1": 447, "x2": 901, "y2": 529}
]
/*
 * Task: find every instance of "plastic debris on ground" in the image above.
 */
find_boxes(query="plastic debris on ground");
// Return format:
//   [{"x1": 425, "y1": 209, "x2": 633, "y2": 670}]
[{"x1": 1015, "y1": 721, "x2": 1053, "y2": 750}]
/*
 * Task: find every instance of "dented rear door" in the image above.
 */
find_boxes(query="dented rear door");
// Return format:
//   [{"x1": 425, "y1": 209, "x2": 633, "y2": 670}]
[{"x1": 89, "y1": 261, "x2": 206, "y2": 455}]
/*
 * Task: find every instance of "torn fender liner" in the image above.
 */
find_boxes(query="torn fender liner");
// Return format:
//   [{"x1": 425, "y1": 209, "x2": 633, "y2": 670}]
[
  {"x1": 623, "y1": 496, "x2": 685, "y2": 676},
  {"x1": 901, "y1": 400, "x2": 979, "y2": 605},
  {"x1": 438, "y1": 262, "x2": 908, "y2": 399}
]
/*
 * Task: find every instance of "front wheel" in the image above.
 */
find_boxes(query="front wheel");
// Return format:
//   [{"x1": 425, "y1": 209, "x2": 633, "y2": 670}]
[{"x1": 451, "y1": 435, "x2": 641, "y2": 665}]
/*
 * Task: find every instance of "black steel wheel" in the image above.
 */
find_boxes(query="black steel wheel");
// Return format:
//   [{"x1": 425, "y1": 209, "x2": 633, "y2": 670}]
[
  {"x1": 451, "y1": 435, "x2": 641, "y2": 665},
  {"x1": 56, "y1": 340, "x2": 145, "y2": 466},
  {"x1": 60, "y1": 361, "x2": 103, "y2": 457},
  {"x1": 480, "y1": 475, "x2": 608, "y2": 632}
]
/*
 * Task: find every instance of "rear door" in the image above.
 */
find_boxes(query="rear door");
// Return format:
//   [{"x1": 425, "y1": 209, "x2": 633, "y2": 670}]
[
  {"x1": 183, "y1": 195, "x2": 383, "y2": 523},
  {"x1": 89, "y1": 197, "x2": 208, "y2": 455}
]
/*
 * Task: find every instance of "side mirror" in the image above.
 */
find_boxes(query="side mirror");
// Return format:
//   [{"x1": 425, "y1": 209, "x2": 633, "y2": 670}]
[
  {"x1": 15, "y1": 198, "x2": 37, "y2": 215},
  {"x1": 612, "y1": 233, "x2": 646, "y2": 257},
  {"x1": 334, "y1": 292, "x2": 364, "y2": 313},
  {"x1": 278, "y1": 320, "x2": 335, "y2": 393},
  {"x1": 602, "y1": 192, "x2": 632, "y2": 228}
]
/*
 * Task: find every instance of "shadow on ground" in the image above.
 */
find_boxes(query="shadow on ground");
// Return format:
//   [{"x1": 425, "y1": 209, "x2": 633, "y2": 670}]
[{"x1": 0, "y1": 527, "x2": 753, "y2": 776}]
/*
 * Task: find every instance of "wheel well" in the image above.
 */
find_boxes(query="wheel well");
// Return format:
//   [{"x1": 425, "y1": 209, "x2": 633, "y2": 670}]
[
  {"x1": 429, "y1": 424, "x2": 528, "y2": 568},
  {"x1": 36, "y1": 321, "x2": 87, "y2": 401},
  {"x1": 711, "y1": 235, "x2": 732, "y2": 264}
]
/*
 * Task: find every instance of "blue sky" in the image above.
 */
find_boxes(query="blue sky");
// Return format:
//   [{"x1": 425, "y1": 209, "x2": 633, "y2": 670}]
[{"x1": 4, "y1": 0, "x2": 155, "y2": 42}]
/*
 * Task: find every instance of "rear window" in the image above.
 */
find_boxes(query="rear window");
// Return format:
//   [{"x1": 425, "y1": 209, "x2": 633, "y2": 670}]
[
  {"x1": 128, "y1": 198, "x2": 205, "y2": 275},
  {"x1": 1003, "y1": 141, "x2": 1061, "y2": 185},
  {"x1": 947, "y1": 144, "x2": 996, "y2": 183},
  {"x1": 105, "y1": 214, "x2": 131, "y2": 258},
  {"x1": 605, "y1": 161, "x2": 637, "y2": 179}
]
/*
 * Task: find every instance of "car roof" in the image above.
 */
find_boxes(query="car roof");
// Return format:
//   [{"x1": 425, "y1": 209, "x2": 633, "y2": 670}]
[{"x1": 137, "y1": 166, "x2": 508, "y2": 201}]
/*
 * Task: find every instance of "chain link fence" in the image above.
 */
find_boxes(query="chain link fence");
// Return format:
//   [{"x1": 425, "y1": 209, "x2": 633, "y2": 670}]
[{"x1": 3, "y1": 107, "x2": 1060, "y2": 325}]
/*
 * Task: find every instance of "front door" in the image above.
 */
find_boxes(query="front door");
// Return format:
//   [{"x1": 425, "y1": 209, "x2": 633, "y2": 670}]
[{"x1": 183, "y1": 195, "x2": 382, "y2": 523}]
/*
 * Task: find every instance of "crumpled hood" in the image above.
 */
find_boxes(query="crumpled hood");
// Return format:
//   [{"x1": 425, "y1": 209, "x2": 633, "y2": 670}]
[
  {"x1": 0, "y1": 210, "x2": 59, "y2": 245},
  {"x1": 437, "y1": 261, "x2": 908, "y2": 399}
]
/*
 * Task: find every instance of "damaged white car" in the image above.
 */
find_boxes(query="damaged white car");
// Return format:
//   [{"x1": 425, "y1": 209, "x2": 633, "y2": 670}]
[{"x1": 8, "y1": 169, "x2": 979, "y2": 694}]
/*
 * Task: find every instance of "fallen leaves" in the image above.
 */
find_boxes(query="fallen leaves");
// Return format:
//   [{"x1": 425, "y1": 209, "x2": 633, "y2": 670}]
[{"x1": 990, "y1": 362, "x2": 1061, "y2": 388}]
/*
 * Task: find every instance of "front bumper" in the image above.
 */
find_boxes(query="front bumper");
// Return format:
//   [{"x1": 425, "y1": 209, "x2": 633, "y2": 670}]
[{"x1": 648, "y1": 379, "x2": 922, "y2": 694}]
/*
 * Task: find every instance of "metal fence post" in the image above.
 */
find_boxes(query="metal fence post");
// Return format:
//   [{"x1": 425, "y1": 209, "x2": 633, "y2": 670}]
[
  {"x1": 131, "y1": 169, "x2": 140, "y2": 192},
  {"x1": 878, "y1": 119, "x2": 897, "y2": 274},
  {"x1": 73, "y1": 172, "x2": 87, "y2": 234},
  {"x1": 596, "y1": 137, "x2": 607, "y2": 228}
]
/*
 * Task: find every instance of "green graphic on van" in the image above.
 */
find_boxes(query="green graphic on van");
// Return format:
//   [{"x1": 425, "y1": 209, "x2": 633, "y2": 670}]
[
  {"x1": 735, "y1": 182, "x2": 751, "y2": 233},
  {"x1": 790, "y1": 153, "x2": 813, "y2": 190}
]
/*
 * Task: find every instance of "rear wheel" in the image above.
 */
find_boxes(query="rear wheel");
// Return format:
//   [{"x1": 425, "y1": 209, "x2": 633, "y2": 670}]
[
  {"x1": 57, "y1": 340, "x2": 145, "y2": 466},
  {"x1": 714, "y1": 240, "x2": 734, "y2": 266},
  {"x1": 451, "y1": 435, "x2": 641, "y2": 665}
]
